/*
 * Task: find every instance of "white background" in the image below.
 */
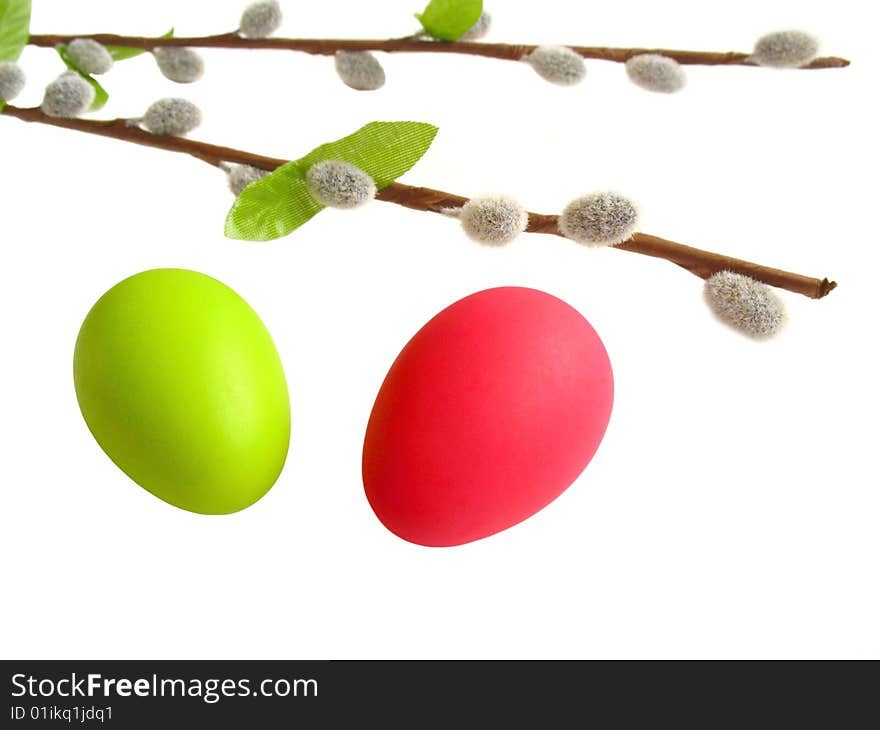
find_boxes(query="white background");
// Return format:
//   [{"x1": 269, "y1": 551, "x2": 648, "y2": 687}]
[{"x1": 1, "y1": 0, "x2": 877, "y2": 659}]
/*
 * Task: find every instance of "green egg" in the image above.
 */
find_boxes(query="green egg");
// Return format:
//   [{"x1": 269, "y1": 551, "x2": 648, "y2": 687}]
[{"x1": 73, "y1": 269, "x2": 290, "y2": 514}]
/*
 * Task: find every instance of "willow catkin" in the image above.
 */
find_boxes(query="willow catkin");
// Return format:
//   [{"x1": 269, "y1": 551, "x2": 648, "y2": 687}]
[
  {"x1": 752, "y1": 30, "x2": 819, "y2": 68},
  {"x1": 239, "y1": 1, "x2": 283, "y2": 39},
  {"x1": 704, "y1": 271, "x2": 786, "y2": 338},
  {"x1": 0, "y1": 62, "x2": 25, "y2": 101},
  {"x1": 306, "y1": 160, "x2": 377, "y2": 209},
  {"x1": 141, "y1": 98, "x2": 202, "y2": 136},
  {"x1": 227, "y1": 164, "x2": 269, "y2": 196},
  {"x1": 334, "y1": 51, "x2": 386, "y2": 91},
  {"x1": 525, "y1": 46, "x2": 586, "y2": 85},
  {"x1": 41, "y1": 73, "x2": 96, "y2": 118},
  {"x1": 625, "y1": 54, "x2": 686, "y2": 93},
  {"x1": 153, "y1": 47, "x2": 205, "y2": 83},
  {"x1": 559, "y1": 192, "x2": 639, "y2": 246},
  {"x1": 458, "y1": 195, "x2": 528, "y2": 246}
]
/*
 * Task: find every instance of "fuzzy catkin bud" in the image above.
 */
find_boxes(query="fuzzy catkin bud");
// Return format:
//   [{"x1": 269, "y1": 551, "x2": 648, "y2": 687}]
[
  {"x1": 0, "y1": 62, "x2": 25, "y2": 101},
  {"x1": 461, "y1": 12, "x2": 491, "y2": 41},
  {"x1": 335, "y1": 51, "x2": 386, "y2": 91},
  {"x1": 305, "y1": 160, "x2": 376, "y2": 209},
  {"x1": 525, "y1": 45, "x2": 586, "y2": 86},
  {"x1": 559, "y1": 192, "x2": 639, "y2": 246},
  {"x1": 66, "y1": 38, "x2": 113, "y2": 75},
  {"x1": 153, "y1": 47, "x2": 205, "y2": 84},
  {"x1": 41, "y1": 73, "x2": 95, "y2": 118},
  {"x1": 239, "y1": 1, "x2": 283, "y2": 39},
  {"x1": 227, "y1": 164, "x2": 269, "y2": 196},
  {"x1": 625, "y1": 54, "x2": 686, "y2": 93},
  {"x1": 752, "y1": 30, "x2": 819, "y2": 68},
  {"x1": 458, "y1": 195, "x2": 528, "y2": 246},
  {"x1": 141, "y1": 98, "x2": 202, "y2": 136},
  {"x1": 704, "y1": 271, "x2": 786, "y2": 338}
]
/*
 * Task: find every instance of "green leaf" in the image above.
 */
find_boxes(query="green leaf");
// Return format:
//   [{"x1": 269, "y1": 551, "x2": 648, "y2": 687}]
[
  {"x1": 299, "y1": 121, "x2": 439, "y2": 189},
  {"x1": 225, "y1": 121, "x2": 439, "y2": 241},
  {"x1": 0, "y1": 0, "x2": 30, "y2": 111},
  {"x1": 106, "y1": 27, "x2": 173, "y2": 61},
  {"x1": 225, "y1": 161, "x2": 323, "y2": 242},
  {"x1": 415, "y1": 0, "x2": 482, "y2": 41},
  {"x1": 57, "y1": 45, "x2": 110, "y2": 111},
  {"x1": 0, "y1": 0, "x2": 31, "y2": 62},
  {"x1": 86, "y1": 75, "x2": 109, "y2": 110}
]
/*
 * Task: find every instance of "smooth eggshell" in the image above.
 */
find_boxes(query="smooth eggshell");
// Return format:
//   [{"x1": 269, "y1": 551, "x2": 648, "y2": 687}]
[
  {"x1": 74, "y1": 269, "x2": 290, "y2": 514},
  {"x1": 362, "y1": 287, "x2": 613, "y2": 546}
]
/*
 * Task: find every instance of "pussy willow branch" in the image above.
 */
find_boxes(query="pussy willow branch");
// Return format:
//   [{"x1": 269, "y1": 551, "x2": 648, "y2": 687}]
[
  {"x1": 0, "y1": 105, "x2": 836, "y2": 299},
  {"x1": 27, "y1": 33, "x2": 850, "y2": 69}
]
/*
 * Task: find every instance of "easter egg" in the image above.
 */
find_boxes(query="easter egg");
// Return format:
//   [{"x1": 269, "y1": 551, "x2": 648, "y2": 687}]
[
  {"x1": 362, "y1": 287, "x2": 613, "y2": 547},
  {"x1": 73, "y1": 269, "x2": 290, "y2": 514}
]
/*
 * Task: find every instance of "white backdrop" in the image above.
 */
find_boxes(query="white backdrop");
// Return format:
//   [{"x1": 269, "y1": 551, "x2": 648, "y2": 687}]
[{"x1": 1, "y1": 0, "x2": 877, "y2": 659}]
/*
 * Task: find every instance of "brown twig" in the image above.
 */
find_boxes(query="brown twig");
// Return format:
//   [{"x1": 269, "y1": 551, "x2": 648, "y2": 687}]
[
  {"x1": 0, "y1": 105, "x2": 836, "y2": 300},
  {"x1": 27, "y1": 32, "x2": 850, "y2": 69},
  {"x1": 373, "y1": 185, "x2": 836, "y2": 299}
]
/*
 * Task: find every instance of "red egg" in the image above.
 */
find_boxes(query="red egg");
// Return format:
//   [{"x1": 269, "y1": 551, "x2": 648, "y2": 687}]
[{"x1": 362, "y1": 287, "x2": 614, "y2": 547}]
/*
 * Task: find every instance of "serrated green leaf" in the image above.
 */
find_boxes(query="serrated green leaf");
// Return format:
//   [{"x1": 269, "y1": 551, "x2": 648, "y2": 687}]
[
  {"x1": 226, "y1": 121, "x2": 439, "y2": 241},
  {"x1": 57, "y1": 45, "x2": 110, "y2": 110},
  {"x1": 0, "y1": 0, "x2": 31, "y2": 62},
  {"x1": 107, "y1": 27, "x2": 173, "y2": 61},
  {"x1": 415, "y1": 0, "x2": 482, "y2": 42}
]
